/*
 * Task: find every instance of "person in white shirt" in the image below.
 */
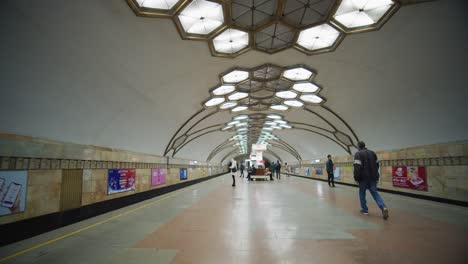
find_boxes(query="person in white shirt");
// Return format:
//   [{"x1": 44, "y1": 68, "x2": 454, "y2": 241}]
[{"x1": 229, "y1": 158, "x2": 238, "y2": 187}]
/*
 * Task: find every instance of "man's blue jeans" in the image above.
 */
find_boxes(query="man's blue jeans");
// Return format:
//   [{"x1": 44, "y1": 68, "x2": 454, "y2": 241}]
[{"x1": 359, "y1": 180, "x2": 386, "y2": 212}]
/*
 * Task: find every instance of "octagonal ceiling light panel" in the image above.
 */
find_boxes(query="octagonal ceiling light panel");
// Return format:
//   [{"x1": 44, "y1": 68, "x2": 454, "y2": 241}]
[
  {"x1": 270, "y1": 104, "x2": 289, "y2": 111},
  {"x1": 267, "y1": 114, "x2": 282, "y2": 119},
  {"x1": 255, "y1": 22, "x2": 296, "y2": 53},
  {"x1": 284, "y1": 99, "x2": 304, "y2": 107},
  {"x1": 212, "y1": 28, "x2": 250, "y2": 55},
  {"x1": 212, "y1": 85, "x2": 235, "y2": 95},
  {"x1": 178, "y1": 0, "x2": 225, "y2": 35},
  {"x1": 282, "y1": 67, "x2": 314, "y2": 81},
  {"x1": 300, "y1": 94, "x2": 324, "y2": 104},
  {"x1": 275, "y1": 90, "x2": 297, "y2": 99},
  {"x1": 222, "y1": 125, "x2": 233, "y2": 130},
  {"x1": 292, "y1": 82, "x2": 319, "y2": 93},
  {"x1": 230, "y1": 0, "x2": 278, "y2": 30},
  {"x1": 222, "y1": 70, "x2": 249, "y2": 83},
  {"x1": 220, "y1": 101, "x2": 238, "y2": 109},
  {"x1": 282, "y1": 0, "x2": 337, "y2": 28},
  {"x1": 332, "y1": 0, "x2": 398, "y2": 33},
  {"x1": 296, "y1": 23, "x2": 343, "y2": 53},
  {"x1": 204, "y1": 97, "x2": 225, "y2": 107},
  {"x1": 228, "y1": 92, "x2": 249, "y2": 100}
]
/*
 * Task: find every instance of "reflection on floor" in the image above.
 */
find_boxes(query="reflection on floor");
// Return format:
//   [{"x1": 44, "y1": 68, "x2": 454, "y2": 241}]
[{"x1": 1, "y1": 174, "x2": 467, "y2": 264}]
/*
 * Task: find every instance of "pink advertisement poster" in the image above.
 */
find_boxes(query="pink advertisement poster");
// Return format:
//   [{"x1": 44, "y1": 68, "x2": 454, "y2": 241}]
[
  {"x1": 392, "y1": 166, "x2": 427, "y2": 191},
  {"x1": 151, "y1": 168, "x2": 167, "y2": 186}
]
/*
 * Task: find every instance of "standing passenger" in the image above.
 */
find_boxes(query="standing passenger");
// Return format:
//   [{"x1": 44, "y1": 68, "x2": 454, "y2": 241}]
[
  {"x1": 240, "y1": 162, "x2": 245, "y2": 178},
  {"x1": 353, "y1": 141, "x2": 389, "y2": 220},
  {"x1": 326, "y1": 155, "x2": 335, "y2": 187},
  {"x1": 275, "y1": 160, "x2": 281, "y2": 180},
  {"x1": 229, "y1": 158, "x2": 237, "y2": 187}
]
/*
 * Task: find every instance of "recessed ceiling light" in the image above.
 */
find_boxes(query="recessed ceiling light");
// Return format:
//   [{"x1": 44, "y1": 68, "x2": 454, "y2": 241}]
[
  {"x1": 283, "y1": 67, "x2": 314, "y2": 81},
  {"x1": 292, "y1": 82, "x2": 319, "y2": 93},
  {"x1": 228, "y1": 120, "x2": 240, "y2": 126},
  {"x1": 262, "y1": 127, "x2": 273, "y2": 131},
  {"x1": 267, "y1": 114, "x2": 282, "y2": 119},
  {"x1": 205, "y1": 97, "x2": 225, "y2": 107},
  {"x1": 222, "y1": 125, "x2": 233, "y2": 130},
  {"x1": 220, "y1": 101, "x2": 238, "y2": 109},
  {"x1": 232, "y1": 105, "x2": 248, "y2": 112},
  {"x1": 223, "y1": 70, "x2": 249, "y2": 83},
  {"x1": 280, "y1": 124, "x2": 292, "y2": 129},
  {"x1": 178, "y1": 0, "x2": 224, "y2": 35},
  {"x1": 300, "y1": 94, "x2": 324, "y2": 104},
  {"x1": 136, "y1": 0, "x2": 179, "y2": 9},
  {"x1": 334, "y1": 0, "x2": 395, "y2": 28},
  {"x1": 297, "y1": 24, "x2": 341, "y2": 51},
  {"x1": 213, "y1": 28, "x2": 249, "y2": 54},
  {"x1": 284, "y1": 100, "x2": 304, "y2": 107},
  {"x1": 212, "y1": 85, "x2": 235, "y2": 96},
  {"x1": 275, "y1": 90, "x2": 298, "y2": 99},
  {"x1": 270, "y1": 105, "x2": 289, "y2": 111},
  {"x1": 228, "y1": 92, "x2": 248, "y2": 100},
  {"x1": 234, "y1": 115, "x2": 248, "y2": 120},
  {"x1": 275, "y1": 120, "x2": 287, "y2": 124}
]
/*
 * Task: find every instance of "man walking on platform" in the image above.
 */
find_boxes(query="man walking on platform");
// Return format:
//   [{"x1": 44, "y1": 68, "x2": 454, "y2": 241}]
[
  {"x1": 240, "y1": 162, "x2": 245, "y2": 178},
  {"x1": 275, "y1": 160, "x2": 282, "y2": 180},
  {"x1": 326, "y1": 155, "x2": 335, "y2": 187},
  {"x1": 353, "y1": 141, "x2": 389, "y2": 220}
]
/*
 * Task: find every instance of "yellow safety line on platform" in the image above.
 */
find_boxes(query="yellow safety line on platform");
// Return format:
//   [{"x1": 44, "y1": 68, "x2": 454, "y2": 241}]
[{"x1": 0, "y1": 176, "x2": 224, "y2": 263}]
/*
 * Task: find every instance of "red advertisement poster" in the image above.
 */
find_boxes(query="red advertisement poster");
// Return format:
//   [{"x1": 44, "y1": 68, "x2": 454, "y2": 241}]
[{"x1": 392, "y1": 166, "x2": 427, "y2": 191}]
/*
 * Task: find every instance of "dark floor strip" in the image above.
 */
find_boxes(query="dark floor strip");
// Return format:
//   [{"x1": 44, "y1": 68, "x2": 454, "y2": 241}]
[{"x1": 0, "y1": 172, "x2": 228, "y2": 246}]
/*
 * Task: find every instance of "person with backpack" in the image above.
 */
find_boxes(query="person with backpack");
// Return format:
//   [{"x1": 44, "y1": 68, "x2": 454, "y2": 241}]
[{"x1": 353, "y1": 141, "x2": 389, "y2": 220}]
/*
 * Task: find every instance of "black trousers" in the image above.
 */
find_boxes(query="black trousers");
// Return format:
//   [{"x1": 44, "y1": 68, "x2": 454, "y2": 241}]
[
  {"x1": 232, "y1": 174, "x2": 236, "y2": 186},
  {"x1": 327, "y1": 172, "x2": 335, "y2": 186},
  {"x1": 276, "y1": 170, "x2": 280, "y2": 179},
  {"x1": 240, "y1": 170, "x2": 244, "y2": 177}
]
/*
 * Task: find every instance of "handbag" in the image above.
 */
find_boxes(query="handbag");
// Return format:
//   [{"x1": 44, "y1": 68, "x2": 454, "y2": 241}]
[{"x1": 232, "y1": 167, "x2": 237, "y2": 173}]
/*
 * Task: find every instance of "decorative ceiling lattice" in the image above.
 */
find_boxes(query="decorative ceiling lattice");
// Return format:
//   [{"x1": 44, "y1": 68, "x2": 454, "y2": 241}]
[
  {"x1": 202, "y1": 64, "x2": 325, "y2": 113},
  {"x1": 127, "y1": 0, "x2": 402, "y2": 57}
]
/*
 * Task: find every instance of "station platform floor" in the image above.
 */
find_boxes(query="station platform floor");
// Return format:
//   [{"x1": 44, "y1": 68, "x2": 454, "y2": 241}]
[{"x1": 1, "y1": 174, "x2": 467, "y2": 264}]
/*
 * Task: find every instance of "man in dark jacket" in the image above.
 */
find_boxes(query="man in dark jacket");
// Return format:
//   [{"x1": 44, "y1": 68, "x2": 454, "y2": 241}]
[
  {"x1": 326, "y1": 155, "x2": 335, "y2": 187},
  {"x1": 354, "y1": 141, "x2": 389, "y2": 220}
]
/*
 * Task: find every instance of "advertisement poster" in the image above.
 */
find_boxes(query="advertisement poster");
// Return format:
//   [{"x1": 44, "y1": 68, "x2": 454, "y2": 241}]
[
  {"x1": 304, "y1": 167, "x2": 311, "y2": 176},
  {"x1": 0, "y1": 171, "x2": 28, "y2": 216},
  {"x1": 392, "y1": 166, "x2": 427, "y2": 191},
  {"x1": 315, "y1": 167, "x2": 323, "y2": 175},
  {"x1": 295, "y1": 167, "x2": 300, "y2": 174},
  {"x1": 180, "y1": 168, "x2": 188, "y2": 180},
  {"x1": 108, "y1": 169, "x2": 136, "y2": 194},
  {"x1": 334, "y1": 167, "x2": 341, "y2": 180},
  {"x1": 151, "y1": 168, "x2": 167, "y2": 186}
]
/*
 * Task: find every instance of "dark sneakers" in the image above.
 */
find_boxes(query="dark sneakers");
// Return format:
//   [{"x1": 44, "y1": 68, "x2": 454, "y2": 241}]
[
  {"x1": 382, "y1": 208, "x2": 389, "y2": 220},
  {"x1": 360, "y1": 210, "x2": 369, "y2": 215}
]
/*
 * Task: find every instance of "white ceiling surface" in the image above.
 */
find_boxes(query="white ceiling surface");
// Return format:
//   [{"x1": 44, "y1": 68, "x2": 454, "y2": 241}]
[{"x1": 0, "y1": 0, "x2": 467, "y2": 163}]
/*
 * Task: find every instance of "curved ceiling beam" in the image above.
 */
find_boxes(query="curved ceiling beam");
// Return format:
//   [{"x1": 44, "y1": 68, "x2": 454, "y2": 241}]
[
  {"x1": 321, "y1": 105, "x2": 360, "y2": 142},
  {"x1": 293, "y1": 127, "x2": 351, "y2": 154},
  {"x1": 269, "y1": 143, "x2": 301, "y2": 160},
  {"x1": 273, "y1": 138, "x2": 303, "y2": 159},
  {"x1": 173, "y1": 128, "x2": 225, "y2": 157},
  {"x1": 164, "y1": 108, "x2": 205, "y2": 155}
]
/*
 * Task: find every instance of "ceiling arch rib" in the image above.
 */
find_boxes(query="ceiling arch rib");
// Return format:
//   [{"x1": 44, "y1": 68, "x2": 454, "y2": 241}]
[{"x1": 164, "y1": 63, "x2": 360, "y2": 162}]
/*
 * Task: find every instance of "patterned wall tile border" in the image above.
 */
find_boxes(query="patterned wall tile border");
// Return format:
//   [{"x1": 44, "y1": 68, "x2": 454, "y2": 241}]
[{"x1": 0, "y1": 156, "x2": 223, "y2": 171}]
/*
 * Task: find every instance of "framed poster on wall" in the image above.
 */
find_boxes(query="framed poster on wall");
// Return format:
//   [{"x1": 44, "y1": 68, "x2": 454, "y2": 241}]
[
  {"x1": 151, "y1": 168, "x2": 167, "y2": 186},
  {"x1": 392, "y1": 166, "x2": 427, "y2": 191},
  {"x1": 334, "y1": 167, "x2": 341, "y2": 180},
  {"x1": 304, "y1": 167, "x2": 311, "y2": 176},
  {"x1": 180, "y1": 168, "x2": 188, "y2": 180},
  {"x1": 108, "y1": 169, "x2": 136, "y2": 194},
  {"x1": 315, "y1": 167, "x2": 323, "y2": 175},
  {"x1": 0, "y1": 171, "x2": 28, "y2": 216},
  {"x1": 295, "y1": 167, "x2": 300, "y2": 174}
]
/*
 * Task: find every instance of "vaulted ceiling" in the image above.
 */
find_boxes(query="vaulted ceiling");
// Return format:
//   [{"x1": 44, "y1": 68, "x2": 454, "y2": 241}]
[{"x1": 0, "y1": 0, "x2": 466, "y2": 164}]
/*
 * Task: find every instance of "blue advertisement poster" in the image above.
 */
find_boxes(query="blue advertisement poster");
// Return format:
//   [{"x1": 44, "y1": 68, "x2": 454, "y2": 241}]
[
  {"x1": 108, "y1": 169, "x2": 136, "y2": 195},
  {"x1": 0, "y1": 171, "x2": 28, "y2": 216},
  {"x1": 180, "y1": 168, "x2": 188, "y2": 180},
  {"x1": 315, "y1": 167, "x2": 323, "y2": 175}
]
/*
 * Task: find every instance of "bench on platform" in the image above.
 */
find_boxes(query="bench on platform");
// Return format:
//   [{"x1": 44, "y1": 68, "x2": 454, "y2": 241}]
[{"x1": 250, "y1": 168, "x2": 271, "y2": 181}]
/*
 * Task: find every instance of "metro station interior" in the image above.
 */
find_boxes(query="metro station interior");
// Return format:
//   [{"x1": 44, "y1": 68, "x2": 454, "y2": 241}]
[{"x1": 0, "y1": 0, "x2": 467, "y2": 263}]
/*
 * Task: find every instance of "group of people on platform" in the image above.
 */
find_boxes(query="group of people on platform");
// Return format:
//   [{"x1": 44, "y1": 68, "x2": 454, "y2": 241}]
[{"x1": 228, "y1": 140, "x2": 389, "y2": 220}]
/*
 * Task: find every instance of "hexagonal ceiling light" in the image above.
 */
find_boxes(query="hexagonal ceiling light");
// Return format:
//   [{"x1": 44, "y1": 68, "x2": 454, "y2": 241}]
[
  {"x1": 203, "y1": 64, "x2": 325, "y2": 112},
  {"x1": 127, "y1": 0, "x2": 406, "y2": 57}
]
